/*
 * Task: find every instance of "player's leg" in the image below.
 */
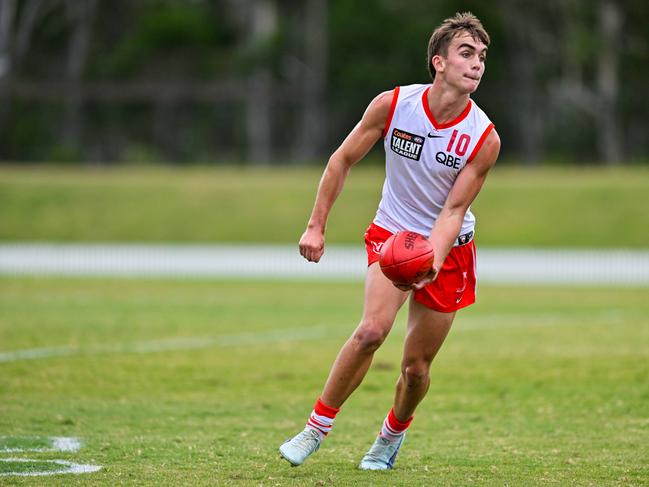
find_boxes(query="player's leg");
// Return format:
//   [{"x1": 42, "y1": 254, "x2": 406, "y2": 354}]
[
  {"x1": 392, "y1": 239, "x2": 475, "y2": 422},
  {"x1": 358, "y1": 300, "x2": 455, "y2": 470},
  {"x1": 279, "y1": 262, "x2": 408, "y2": 466},
  {"x1": 393, "y1": 300, "x2": 455, "y2": 420},
  {"x1": 320, "y1": 262, "x2": 409, "y2": 407},
  {"x1": 358, "y1": 236, "x2": 477, "y2": 470}
]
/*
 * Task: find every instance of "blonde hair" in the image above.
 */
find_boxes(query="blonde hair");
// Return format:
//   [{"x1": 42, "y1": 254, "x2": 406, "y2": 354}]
[{"x1": 427, "y1": 12, "x2": 490, "y2": 80}]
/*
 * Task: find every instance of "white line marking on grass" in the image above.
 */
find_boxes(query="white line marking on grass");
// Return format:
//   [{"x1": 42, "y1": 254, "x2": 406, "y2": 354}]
[
  {"x1": 0, "y1": 309, "x2": 633, "y2": 364},
  {"x1": 52, "y1": 437, "x2": 82, "y2": 452},
  {"x1": 0, "y1": 346, "x2": 79, "y2": 362},
  {"x1": 0, "y1": 325, "x2": 342, "y2": 364},
  {"x1": 0, "y1": 458, "x2": 101, "y2": 477},
  {"x1": 0, "y1": 436, "x2": 81, "y2": 453}
]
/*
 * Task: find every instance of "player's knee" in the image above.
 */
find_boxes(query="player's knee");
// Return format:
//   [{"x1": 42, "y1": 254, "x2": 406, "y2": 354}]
[
  {"x1": 352, "y1": 322, "x2": 389, "y2": 353},
  {"x1": 403, "y1": 362, "x2": 429, "y2": 387}
]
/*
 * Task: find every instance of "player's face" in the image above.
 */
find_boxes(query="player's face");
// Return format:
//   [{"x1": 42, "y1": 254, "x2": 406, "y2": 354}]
[{"x1": 435, "y1": 33, "x2": 487, "y2": 94}]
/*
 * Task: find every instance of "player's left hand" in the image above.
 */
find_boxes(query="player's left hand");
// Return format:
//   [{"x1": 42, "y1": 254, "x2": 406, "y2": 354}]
[
  {"x1": 410, "y1": 264, "x2": 440, "y2": 291},
  {"x1": 392, "y1": 282, "x2": 412, "y2": 292}
]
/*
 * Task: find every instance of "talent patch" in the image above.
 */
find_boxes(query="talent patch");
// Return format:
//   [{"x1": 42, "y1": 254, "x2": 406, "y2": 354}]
[{"x1": 390, "y1": 128, "x2": 425, "y2": 161}]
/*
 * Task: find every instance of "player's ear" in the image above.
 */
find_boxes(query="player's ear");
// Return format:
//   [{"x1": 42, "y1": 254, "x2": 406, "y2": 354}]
[{"x1": 432, "y1": 54, "x2": 445, "y2": 75}]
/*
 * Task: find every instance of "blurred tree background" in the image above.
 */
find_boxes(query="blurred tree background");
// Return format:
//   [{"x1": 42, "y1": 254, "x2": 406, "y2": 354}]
[{"x1": 0, "y1": 0, "x2": 646, "y2": 165}]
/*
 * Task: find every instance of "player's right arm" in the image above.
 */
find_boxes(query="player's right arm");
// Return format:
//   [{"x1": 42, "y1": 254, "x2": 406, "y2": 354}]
[{"x1": 299, "y1": 89, "x2": 395, "y2": 263}]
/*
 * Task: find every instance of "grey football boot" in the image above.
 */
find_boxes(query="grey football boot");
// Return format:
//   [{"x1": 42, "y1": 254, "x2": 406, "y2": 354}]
[
  {"x1": 279, "y1": 428, "x2": 321, "y2": 466},
  {"x1": 358, "y1": 433, "x2": 405, "y2": 470}
]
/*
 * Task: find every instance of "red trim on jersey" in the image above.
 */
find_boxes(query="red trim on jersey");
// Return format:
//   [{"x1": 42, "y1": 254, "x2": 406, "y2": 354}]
[
  {"x1": 382, "y1": 86, "x2": 400, "y2": 139},
  {"x1": 467, "y1": 123, "x2": 495, "y2": 163},
  {"x1": 422, "y1": 86, "x2": 472, "y2": 129}
]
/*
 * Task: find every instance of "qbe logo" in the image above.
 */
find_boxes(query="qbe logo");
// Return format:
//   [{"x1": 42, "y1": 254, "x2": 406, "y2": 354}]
[
  {"x1": 436, "y1": 129, "x2": 472, "y2": 169},
  {"x1": 391, "y1": 128, "x2": 425, "y2": 161}
]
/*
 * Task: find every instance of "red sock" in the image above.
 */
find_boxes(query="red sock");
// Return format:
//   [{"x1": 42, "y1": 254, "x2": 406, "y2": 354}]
[
  {"x1": 380, "y1": 408, "x2": 413, "y2": 440},
  {"x1": 306, "y1": 397, "x2": 340, "y2": 439}
]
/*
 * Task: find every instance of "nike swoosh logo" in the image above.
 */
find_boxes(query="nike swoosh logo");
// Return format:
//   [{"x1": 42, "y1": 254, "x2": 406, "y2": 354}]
[{"x1": 427, "y1": 132, "x2": 444, "y2": 138}]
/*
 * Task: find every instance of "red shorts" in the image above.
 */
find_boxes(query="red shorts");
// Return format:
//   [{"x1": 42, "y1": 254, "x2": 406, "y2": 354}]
[{"x1": 364, "y1": 223, "x2": 477, "y2": 313}]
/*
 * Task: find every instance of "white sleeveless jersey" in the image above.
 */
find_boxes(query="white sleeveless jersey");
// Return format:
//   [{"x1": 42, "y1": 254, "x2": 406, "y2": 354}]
[{"x1": 374, "y1": 84, "x2": 494, "y2": 238}]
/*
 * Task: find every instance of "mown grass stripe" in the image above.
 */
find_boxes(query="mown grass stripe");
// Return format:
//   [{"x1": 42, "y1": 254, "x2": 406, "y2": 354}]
[
  {"x1": 0, "y1": 309, "x2": 629, "y2": 364},
  {"x1": 0, "y1": 325, "x2": 339, "y2": 364}
]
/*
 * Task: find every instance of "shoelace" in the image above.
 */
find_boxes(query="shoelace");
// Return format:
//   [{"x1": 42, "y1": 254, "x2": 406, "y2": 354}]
[
  {"x1": 365, "y1": 437, "x2": 397, "y2": 461},
  {"x1": 292, "y1": 430, "x2": 319, "y2": 453}
]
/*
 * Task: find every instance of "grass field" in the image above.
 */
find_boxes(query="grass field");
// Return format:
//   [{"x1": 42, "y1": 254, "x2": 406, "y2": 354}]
[
  {"x1": 1, "y1": 277, "x2": 648, "y2": 485},
  {"x1": 1, "y1": 164, "x2": 649, "y2": 247}
]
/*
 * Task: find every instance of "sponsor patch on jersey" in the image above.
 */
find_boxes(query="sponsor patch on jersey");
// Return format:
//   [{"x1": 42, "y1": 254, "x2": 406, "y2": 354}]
[{"x1": 390, "y1": 128, "x2": 425, "y2": 161}]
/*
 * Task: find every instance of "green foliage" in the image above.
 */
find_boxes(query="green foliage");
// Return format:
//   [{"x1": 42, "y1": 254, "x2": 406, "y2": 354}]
[
  {"x1": 0, "y1": 277, "x2": 647, "y2": 484},
  {"x1": 137, "y1": 5, "x2": 221, "y2": 48},
  {"x1": 94, "y1": 1, "x2": 237, "y2": 78},
  {"x1": 3, "y1": 0, "x2": 649, "y2": 163},
  {"x1": 329, "y1": 0, "x2": 498, "y2": 94},
  {"x1": 3, "y1": 103, "x2": 57, "y2": 160}
]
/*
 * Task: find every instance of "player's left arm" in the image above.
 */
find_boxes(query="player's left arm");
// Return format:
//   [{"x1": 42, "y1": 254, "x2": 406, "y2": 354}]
[{"x1": 413, "y1": 129, "x2": 501, "y2": 290}]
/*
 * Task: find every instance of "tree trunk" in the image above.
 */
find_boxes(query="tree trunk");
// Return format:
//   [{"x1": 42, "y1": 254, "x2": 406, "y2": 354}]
[
  {"x1": 63, "y1": 0, "x2": 97, "y2": 161},
  {"x1": 0, "y1": 0, "x2": 15, "y2": 77},
  {"x1": 0, "y1": 0, "x2": 16, "y2": 159},
  {"x1": 515, "y1": 47, "x2": 544, "y2": 166},
  {"x1": 294, "y1": 0, "x2": 327, "y2": 163},
  {"x1": 498, "y1": 2, "x2": 547, "y2": 165},
  {"x1": 596, "y1": 0, "x2": 623, "y2": 164},
  {"x1": 245, "y1": 0, "x2": 275, "y2": 165},
  {"x1": 14, "y1": 0, "x2": 47, "y2": 65}
]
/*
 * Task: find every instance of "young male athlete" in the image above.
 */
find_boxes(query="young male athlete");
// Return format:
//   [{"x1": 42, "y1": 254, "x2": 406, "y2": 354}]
[{"x1": 279, "y1": 12, "x2": 500, "y2": 470}]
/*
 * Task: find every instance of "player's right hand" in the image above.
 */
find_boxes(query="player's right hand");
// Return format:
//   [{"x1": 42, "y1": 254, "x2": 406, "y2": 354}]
[{"x1": 299, "y1": 228, "x2": 325, "y2": 263}]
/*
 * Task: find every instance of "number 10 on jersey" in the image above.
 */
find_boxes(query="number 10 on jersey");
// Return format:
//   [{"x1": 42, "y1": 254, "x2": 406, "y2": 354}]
[{"x1": 446, "y1": 130, "x2": 471, "y2": 157}]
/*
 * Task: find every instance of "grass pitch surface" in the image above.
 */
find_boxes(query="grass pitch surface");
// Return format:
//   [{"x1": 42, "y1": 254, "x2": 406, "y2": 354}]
[
  {"x1": 1, "y1": 277, "x2": 648, "y2": 485},
  {"x1": 1, "y1": 164, "x2": 649, "y2": 247}
]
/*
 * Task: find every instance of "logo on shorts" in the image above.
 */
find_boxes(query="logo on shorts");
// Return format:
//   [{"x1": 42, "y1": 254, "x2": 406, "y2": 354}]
[
  {"x1": 371, "y1": 241, "x2": 384, "y2": 254},
  {"x1": 391, "y1": 128, "x2": 425, "y2": 161},
  {"x1": 455, "y1": 271, "x2": 468, "y2": 294}
]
